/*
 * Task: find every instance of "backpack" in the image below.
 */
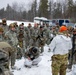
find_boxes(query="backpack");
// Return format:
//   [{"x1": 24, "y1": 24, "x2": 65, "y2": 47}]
[
  {"x1": 0, "y1": 49, "x2": 9, "y2": 65},
  {"x1": 0, "y1": 49, "x2": 9, "y2": 75}
]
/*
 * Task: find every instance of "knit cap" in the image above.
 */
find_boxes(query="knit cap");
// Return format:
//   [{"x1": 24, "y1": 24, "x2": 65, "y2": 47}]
[{"x1": 59, "y1": 26, "x2": 67, "y2": 32}]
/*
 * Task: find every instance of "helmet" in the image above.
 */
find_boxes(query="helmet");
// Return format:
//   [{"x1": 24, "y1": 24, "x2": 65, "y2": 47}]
[
  {"x1": 9, "y1": 23, "x2": 15, "y2": 28},
  {"x1": 13, "y1": 22, "x2": 18, "y2": 27},
  {"x1": 32, "y1": 47, "x2": 38, "y2": 53},
  {"x1": 0, "y1": 27, "x2": 4, "y2": 32},
  {"x1": 13, "y1": 22, "x2": 17, "y2": 25},
  {"x1": 2, "y1": 18, "x2": 6, "y2": 24}
]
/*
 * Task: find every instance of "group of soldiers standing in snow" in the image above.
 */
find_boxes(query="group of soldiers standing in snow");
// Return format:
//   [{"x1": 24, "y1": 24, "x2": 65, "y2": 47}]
[
  {"x1": 0, "y1": 18, "x2": 55, "y2": 75},
  {"x1": 0, "y1": 18, "x2": 76, "y2": 75}
]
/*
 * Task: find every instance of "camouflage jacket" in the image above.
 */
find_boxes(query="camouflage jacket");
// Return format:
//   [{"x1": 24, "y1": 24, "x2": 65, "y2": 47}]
[{"x1": 5, "y1": 30, "x2": 18, "y2": 47}]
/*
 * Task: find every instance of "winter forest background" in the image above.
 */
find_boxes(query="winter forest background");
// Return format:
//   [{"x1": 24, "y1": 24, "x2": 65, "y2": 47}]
[{"x1": 0, "y1": 0, "x2": 76, "y2": 22}]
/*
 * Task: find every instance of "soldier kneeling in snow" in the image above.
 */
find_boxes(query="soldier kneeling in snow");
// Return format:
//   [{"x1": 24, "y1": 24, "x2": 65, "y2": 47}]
[{"x1": 24, "y1": 47, "x2": 42, "y2": 68}]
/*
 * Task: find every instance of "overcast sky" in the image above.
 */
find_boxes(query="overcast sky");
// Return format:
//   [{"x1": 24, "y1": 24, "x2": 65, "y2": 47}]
[
  {"x1": 0, "y1": 0, "x2": 35, "y2": 10},
  {"x1": 0, "y1": 0, "x2": 55, "y2": 10},
  {"x1": 0, "y1": 0, "x2": 76, "y2": 10}
]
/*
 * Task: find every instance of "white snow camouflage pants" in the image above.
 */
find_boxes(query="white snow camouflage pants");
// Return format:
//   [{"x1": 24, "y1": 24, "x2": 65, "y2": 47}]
[{"x1": 24, "y1": 57, "x2": 41, "y2": 67}]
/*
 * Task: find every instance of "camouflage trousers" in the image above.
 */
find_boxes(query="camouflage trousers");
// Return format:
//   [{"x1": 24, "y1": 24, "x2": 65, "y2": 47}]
[
  {"x1": 51, "y1": 54, "x2": 68, "y2": 75},
  {"x1": 11, "y1": 47, "x2": 17, "y2": 67},
  {"x1": 16, "y1": 47, "x2": 23, "y2": 59}
]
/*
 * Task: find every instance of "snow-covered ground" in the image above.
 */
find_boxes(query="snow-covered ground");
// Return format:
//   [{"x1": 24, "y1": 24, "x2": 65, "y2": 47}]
[
  {"x1": 13, "y1": 45, "x2": 72, "y2": 75},
  {"x1": 0, "y1": 19, "x2": 34, "y2": 26},
  {"x1": 0, "y1": 19, "x2": 75, "y2": 75}
]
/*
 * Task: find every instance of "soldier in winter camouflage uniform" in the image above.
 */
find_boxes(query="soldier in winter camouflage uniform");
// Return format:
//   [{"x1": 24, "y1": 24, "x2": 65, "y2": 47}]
[
  {"x1": 27, "y1": 23, "x2": 33, "y2": 47},
  {"x1": 24, "y1": 46, "x2": 41, "y2": 68},
  {"x1": 66, "y1": 26, "x2": 73, "y2": 70},
  {"x1": 5, "y1": 23, "x2": 18, "y2": 69},
  {"x1": 50, "y1": 26, "x2": 57, "y2": 38},
  {"x1": 18, "y1": 23, "x2": 25, "y2": 48},
  {"x1": 31, "y1": 23, "x2": 39, "y2": 47},
  {"x1": 1, "y1": 18, "x2": 8, "y2": 34},
  {"x1": 55, "y1": 23, "x2": 60, "y2": 33},
  {"x1": 68, "y1": 28, "x2": 76, "y2": 70},
  {"x1": 27, "y1": 23, "x2": 32, "y2": 35},
  {"x1": 18, "y1": 23, "x2": 26, "y2": 57},
  {"x1": 49, "y1": 26, "x2": 72, "y2": 75},
  {"x1": 37, "y1": 26, "x2": 47, "y2": 53},
  {"x1": 44, "y1": 24, "x2": 52, "y2": 45},
  {"x1": 0, "y1": 27, "x2": 6, "y2": 42},
  {"x1": 43, "y1": 24, "x2": 52, "y2": 52},
  {"x1": 25, "y1": 26, "x2": 31, "y2": 49},
  {"x1": 13, "y1": 22, "x2": 19, "y2": 34},
  {"x1": 71, "y1": 28, "x2": 76, "y2": 74}
]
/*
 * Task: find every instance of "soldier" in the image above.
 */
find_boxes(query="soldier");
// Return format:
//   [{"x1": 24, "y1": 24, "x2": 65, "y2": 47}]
[
  {"x1": 71, "y1": 28, "x2": 76, "y2": 74},
  {"x1": 49, "y1": 26, "x2": 72, "y2": 75},
  {"x1": 44, "y1": 24, "x2": 52, "y2": 52},
  {"x1": 1, "y1": 18, "x2": 8, "y2": 34},
  {"x1": 18, "y1": 23, "x2": 26, "y2": 57},
  {"x1": 24, "y1": 46, "x2": 41, "y2": 68},
  {"x1": 27, "y1": 23, "x2": 32, "y2": 36},
  {"x1": 50, "y1": 26, "x2": 57, "y2": 38},
  {"x1": 13, "y1": 22, "x2": 19, "y2": 34},
  {"x1": 5, "y1": 23, "x2": 18, "y2": 69},
  {"x1": 55, "y1": 23, "x2": 60, "y2": 32},
  {"x1": 72, "y1": 28, "x2": 76, "y2": 64},
  {"x1": 45, "y1": 24, "x2": 52, "y2": 45},
  {"x1": 68, "y1": 28, "x2": 76, "y2": 71},
  {"x1": 67, "y1": 26, "x2": 73, "y2": 37},
  {"x1": 37, "y1": 26, "x2": 47, "y2": 53},
  {"x1": 67, "y1": 26, "x2": 74, "y2": 71},
  {"x1": 0, "y1": 27, "x2": 5, "y2": 42},
  {"x1": 18, "y1": 23, "x2": 25, "y2": 48},
  {"x1": 0, "y1": 42, "x2": 14, "y2": 75},
  {"x1": 26, "y1": 23, "x2": 33, "y2": 47},
  {"x1": 31, "y1": 23, "x2": 39, "y2": 47},
  {"x1": 25, "y1": 26, "x2": 31, "y2": 48}
]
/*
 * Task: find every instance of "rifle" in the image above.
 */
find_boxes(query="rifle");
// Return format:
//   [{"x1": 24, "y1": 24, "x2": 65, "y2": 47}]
[
  {"x1": 36, "y1": 31, "x2": 43, "y2": 40},
  {"x1": 36, "y1": 31, "x2": 46, "y2": 46}
]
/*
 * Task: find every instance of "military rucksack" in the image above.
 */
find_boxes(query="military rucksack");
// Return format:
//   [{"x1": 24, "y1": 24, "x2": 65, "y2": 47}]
[
  {"x1": 0, "y1": 49, "x2": 9, "y2": 64},
  {"x1": 0, "y1": 49, "x2": 9, "y2": 75}
]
